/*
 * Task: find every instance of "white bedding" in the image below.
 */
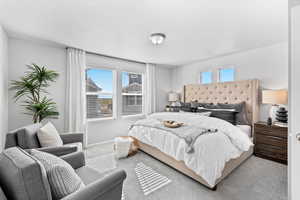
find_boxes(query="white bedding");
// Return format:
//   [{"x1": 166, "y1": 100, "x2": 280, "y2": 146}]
[{"x1": 128, "y1": 112, "x2": 253, "y2": 187}]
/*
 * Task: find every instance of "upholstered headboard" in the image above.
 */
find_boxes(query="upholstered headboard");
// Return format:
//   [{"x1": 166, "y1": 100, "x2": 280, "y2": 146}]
[{"x1": 183, "y1": 79, "x2": 260, "y2": 125}]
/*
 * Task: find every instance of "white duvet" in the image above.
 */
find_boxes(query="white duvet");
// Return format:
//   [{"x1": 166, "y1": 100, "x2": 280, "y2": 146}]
[{"x1": 128, "y1": 112, "x2": 253, "y2": 187}]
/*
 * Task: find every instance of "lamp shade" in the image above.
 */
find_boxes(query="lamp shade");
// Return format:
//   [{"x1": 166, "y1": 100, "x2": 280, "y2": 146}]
[
  {"x1": 262, "y1": 90, "x2": 288, "y2": 105},
  {"x1": 168, "y1": 92, "x2": 179, "y2": 102}
]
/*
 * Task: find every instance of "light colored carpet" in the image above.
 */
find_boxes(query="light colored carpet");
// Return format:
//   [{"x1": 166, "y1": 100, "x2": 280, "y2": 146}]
[{"x1": 87, "y1": 145, "x2": 287, "y2": 200}]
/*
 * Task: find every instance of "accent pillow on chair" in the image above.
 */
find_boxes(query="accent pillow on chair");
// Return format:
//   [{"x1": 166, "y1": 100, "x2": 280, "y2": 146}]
[
  {"x1": 30, "y1": 149, "x2": 85, "y2": 200},
  {"x1": 37, "y1": 122, "x2": 63, "y2": 147}
]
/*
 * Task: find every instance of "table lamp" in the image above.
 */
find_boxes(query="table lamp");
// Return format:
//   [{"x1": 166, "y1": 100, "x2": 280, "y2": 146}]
[{"x1": 262, "y1": 89, "x2": 288, "y2": 125}]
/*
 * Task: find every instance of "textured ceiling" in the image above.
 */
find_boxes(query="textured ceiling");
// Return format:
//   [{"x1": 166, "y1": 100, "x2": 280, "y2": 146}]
[{"x1": 0, "y1": 0, "x2": 288, "y2": 65}]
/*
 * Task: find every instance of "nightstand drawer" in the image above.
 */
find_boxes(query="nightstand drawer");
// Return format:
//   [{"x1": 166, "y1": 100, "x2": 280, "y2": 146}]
[
  {"x1": 254, "y1": 124, "x2": 287, "y2": 138},
  {"x1": 255, "y1": 145, "x2": 287, "y2": 163},
  {"x1": 255, "y1": 134, "x2": 287, "y2": 148}
]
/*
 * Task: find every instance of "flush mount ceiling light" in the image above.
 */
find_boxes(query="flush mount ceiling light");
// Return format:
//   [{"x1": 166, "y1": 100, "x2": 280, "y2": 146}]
[{"x1": 149, "y1": 33, "x2": 166, "y2": 45}]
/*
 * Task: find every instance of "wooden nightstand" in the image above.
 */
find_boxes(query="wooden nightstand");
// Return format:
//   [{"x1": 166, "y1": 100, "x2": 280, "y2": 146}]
[{"x1": 254, "y1": 122, "x2": 287, "y2": 164}]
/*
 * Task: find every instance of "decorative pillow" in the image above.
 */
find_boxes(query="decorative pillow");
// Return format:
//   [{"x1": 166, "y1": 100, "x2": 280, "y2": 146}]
[
  {"x1": 198, "y1": 107, "x2": 238, "y2": 125},
  {"x1": 217, "y1": 102, "x2": 250, "y2": 125},
  {"x1": 37, "y1": 122, "x2": 63, "y2": 147},
  {"x1": 30, "y1": 150, "x2": 85, "y2": 200},
  {"x1": 180, "y1": 110, "x2": 212, "y2": 117},
  {"x1": 180, "y1": 102, "x2": 192, "y2": 112}
]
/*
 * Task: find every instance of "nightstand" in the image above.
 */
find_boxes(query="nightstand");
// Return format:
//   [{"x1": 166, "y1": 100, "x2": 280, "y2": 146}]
[{"x1": 254, "y1": 122, "x2": 287, "y2": 164}]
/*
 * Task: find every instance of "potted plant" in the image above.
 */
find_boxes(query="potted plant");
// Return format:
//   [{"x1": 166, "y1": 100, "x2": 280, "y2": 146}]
[{"x1": 10, "y1": 63, "x2": 59, "y2": 123}]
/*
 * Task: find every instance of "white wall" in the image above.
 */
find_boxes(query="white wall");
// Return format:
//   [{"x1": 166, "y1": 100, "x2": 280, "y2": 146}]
[
  {"x1": 8, "y1": 38, "x2": 66, "y2": 132},
  {"x1": 172, "y1": 43, "x2": 288, "y2": 121},
  {"x1": 0, "y1": 26, "x2": 8, "y2": 150}
]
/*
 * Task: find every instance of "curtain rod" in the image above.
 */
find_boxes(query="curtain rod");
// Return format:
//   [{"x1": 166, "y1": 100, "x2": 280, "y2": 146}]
[{"x1": 85, "y1": 50, "x2": 147, "y2": 65}]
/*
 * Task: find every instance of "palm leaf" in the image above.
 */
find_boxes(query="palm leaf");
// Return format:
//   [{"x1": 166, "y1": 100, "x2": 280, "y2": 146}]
[{"x1": 10, "y1": 63, "x2": 59, "y2": 123}]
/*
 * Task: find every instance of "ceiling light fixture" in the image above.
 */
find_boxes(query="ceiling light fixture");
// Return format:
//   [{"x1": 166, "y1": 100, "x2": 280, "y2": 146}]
[{"x1": 149, "y1": 33, "x2": 166, "y2": 45}]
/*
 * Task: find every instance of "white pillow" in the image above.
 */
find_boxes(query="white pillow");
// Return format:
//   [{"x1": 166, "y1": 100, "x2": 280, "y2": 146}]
[{"x1": 37, "y1": 122, "x2": 63, "y2": 147}]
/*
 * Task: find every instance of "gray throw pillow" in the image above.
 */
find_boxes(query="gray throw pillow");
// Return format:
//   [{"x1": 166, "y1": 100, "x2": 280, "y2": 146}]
[
  {"x1": 198, "y1": 107, "x2": 238, "y2": 125},
  {"x1": 217, "y1": 102, "x2": 250, "y2": 125},
  {"x1": 30, "y1": 150, "x2": 85, "y2": 200}
]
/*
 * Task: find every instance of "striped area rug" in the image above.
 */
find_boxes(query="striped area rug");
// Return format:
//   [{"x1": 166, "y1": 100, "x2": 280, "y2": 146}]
[{"x1": 135, "y1": 162, "x2": 172, "y2": 196}]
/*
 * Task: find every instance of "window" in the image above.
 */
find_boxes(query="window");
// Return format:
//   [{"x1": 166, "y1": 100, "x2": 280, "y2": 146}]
[
  {"x1": 122, "y1": 72, "x2": 143, "y2": 116},
  {"x1": 219, "y1": 68, "x2": 235, "y2": 82},
  {"x1": 86, "y1": 68, "x2": 114, "y2": 119},
  {"x1": 200, "y1": 71, "x2": 213, "y2": 84}
]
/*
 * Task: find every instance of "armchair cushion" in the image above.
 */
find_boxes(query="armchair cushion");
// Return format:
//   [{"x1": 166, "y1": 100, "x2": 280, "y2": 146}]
[
  {"x1": 31, "y1": 150, "x2": 85, "y2": 200},
  {"x1": 34, "y1": 145, "x2": 78, "y2": 157},
  {"x1": 37, "y1": 122, "x2": 63, "y2": 147},
  {"x1": 16, "y1": 123, "x2": 42, "y2": 149}
]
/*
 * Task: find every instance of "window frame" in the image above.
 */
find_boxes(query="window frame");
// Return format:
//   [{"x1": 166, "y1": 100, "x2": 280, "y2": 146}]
[
  {"x1": 85, "y1": 67, "x2": 117, "y2": 122},
  {"x1": 199, "y1": 71, "x2": 213, "y2": 84},
  {"x1": 218, "y1": 67, "x2": 236, "y2": 83},
  {"x1": 121, "y1": 70, "x2": 145, "y2": 117}
]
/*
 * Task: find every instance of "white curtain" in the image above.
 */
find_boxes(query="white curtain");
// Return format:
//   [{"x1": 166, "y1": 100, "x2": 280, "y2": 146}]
[
  {"x1": 145, "y1": 63, "x2": 157, "y2": 115},
  {"x1": 65, "y1": 48, "x2": 87, "y2": 140}
]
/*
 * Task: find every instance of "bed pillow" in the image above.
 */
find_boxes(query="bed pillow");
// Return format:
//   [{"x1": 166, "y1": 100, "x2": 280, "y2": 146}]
[
  {"x1": 30, "y1": 150, "x2": 85, "y2": 199},
  {"x1": 180, "y1": 110, "x2": 212, "y2": 116},
  {"x1": 217, "y1": 102, "x2": 250, "y2": 125},
  {"x1": 37, "y1": 122, "x2": 63, "y2": 147},
  {"x1": 180, "y1": 102, "x2": 192, "y2": 112},
  {"x1": 198, "y1": 107, "x2": 238, "y2": 125}
]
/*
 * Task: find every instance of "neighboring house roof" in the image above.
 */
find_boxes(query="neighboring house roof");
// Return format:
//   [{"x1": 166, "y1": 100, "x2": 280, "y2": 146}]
[
  {"x1": 86, "y1": 78, "x2": 102, "y2": 92},
  {"x1": 122, "y1": 82, "x2": 142, "y2": 93}
]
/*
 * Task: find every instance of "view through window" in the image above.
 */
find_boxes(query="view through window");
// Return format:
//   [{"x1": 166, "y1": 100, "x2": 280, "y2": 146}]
[
  {"x1": 200, "y1": 71, "x2": 213, "y2": 84},
  {"x1": 219, "y1": 68, "x2": 235, "y2": 82},
  {"x1": 86, "y1": 68, "x2": 113, "y2": 119},
  {"x1": 122, "y1": 72, "x2": 143, "y2": 115}
]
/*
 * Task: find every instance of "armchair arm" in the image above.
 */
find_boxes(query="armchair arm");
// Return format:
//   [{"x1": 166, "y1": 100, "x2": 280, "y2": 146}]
[
  {"x1": 34, "y1": 146, "x2": 77, "y2": 156},
  {"x1": 60, "y1": 151, "x2": 86, "y2": 169},
  {"x1": 62, "y1": 170, "x2": 126, "y2": 200},
  {"x1": 60, "y1": 133, "x2": 84, "y2": 145}
]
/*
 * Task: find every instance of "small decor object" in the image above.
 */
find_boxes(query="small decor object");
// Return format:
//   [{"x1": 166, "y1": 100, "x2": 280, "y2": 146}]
[
  {"x1": 262, "y1": 89, "x2": 288, "y2": 122},
  {"x1": 165, "y1": 105, "x2": 170, "y2": 112},
  {"x1": 114, "y1": 136, "x2": 139, "y2": 159},
  {"x1": 267, "y1": 117, "x2": 273, "y2": 126},
  {"x1": 10, "y1": 63, "x2": 59, "y2": 123},
  {"x1": 276, "y1": 107, "x2": 288, "y2": 123},
  {"x1": 163, "y1": 120, "x2": 184, "y2": 128}
]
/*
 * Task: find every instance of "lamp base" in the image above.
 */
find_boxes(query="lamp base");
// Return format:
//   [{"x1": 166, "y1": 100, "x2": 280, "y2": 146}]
[{"x1": 269, "y1": 105, "x2": 279, "y2": 122}]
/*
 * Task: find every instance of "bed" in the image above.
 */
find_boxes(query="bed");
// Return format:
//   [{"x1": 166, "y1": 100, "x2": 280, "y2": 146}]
[{"x1": 129, "y1": 79, "x2": 260, "y2": 190}]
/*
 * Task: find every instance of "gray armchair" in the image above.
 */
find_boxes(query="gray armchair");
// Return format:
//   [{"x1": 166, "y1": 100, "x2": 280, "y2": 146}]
[
  {"x1": 0, "y1": 147, "x2": 126, "y2": 200},
  {"x1": 5, "y1": 123, "x2": 84, "y2": 156}
]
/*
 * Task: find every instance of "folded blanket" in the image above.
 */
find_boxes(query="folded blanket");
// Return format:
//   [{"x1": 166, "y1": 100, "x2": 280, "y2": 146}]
[{"x1": 130, "y1": 118, "x2": 217, "y2": 153}]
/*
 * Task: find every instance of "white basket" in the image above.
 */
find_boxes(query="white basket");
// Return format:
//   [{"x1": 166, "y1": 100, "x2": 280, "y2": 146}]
[{"x1": 114, "y1": 137, "x2": 133, "y2": 159}]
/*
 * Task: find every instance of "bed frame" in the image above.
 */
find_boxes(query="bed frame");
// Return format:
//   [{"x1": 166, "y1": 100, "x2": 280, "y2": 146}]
[{"x1": 137, "y1": 79, "x2": 260, "y2": 190}]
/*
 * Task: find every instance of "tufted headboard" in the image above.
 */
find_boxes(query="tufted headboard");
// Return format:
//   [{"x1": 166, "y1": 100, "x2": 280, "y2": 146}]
[{"x1": 183, "y1": 79, "x2": 260, "y2": 125}]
